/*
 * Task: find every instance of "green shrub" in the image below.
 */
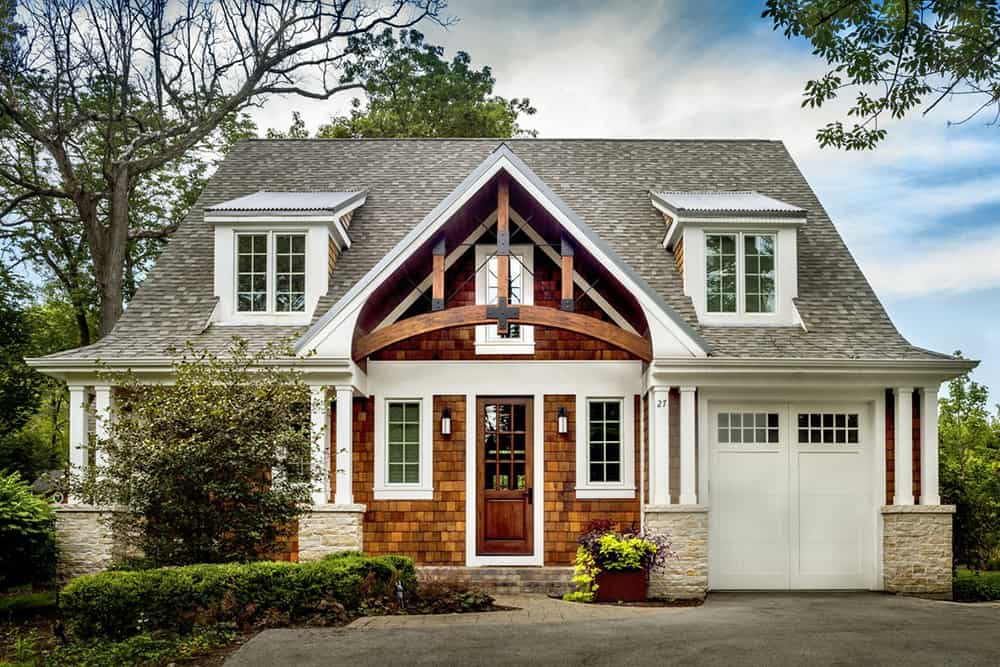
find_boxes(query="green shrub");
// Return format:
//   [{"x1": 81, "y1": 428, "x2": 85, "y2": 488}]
[
  {"x1": 954, "y1": 569, "x2": 1000, "y2": 602},
  {"x1": 0, "y1": 471, "x2": 57, "y2": 588},
  {"x1": 60, "y1": 554, "x2": 415, "y2": 640}
]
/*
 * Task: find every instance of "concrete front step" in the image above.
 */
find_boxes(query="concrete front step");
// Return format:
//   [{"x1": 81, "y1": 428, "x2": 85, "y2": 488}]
[{"x1": 418, "y1": 566, "x2": 575, "y2": 595}]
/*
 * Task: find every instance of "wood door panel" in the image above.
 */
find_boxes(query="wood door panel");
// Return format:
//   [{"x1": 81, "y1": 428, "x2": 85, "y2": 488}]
[{"x1": 477, "y1": 397, "x2": 533, "y2": 556}]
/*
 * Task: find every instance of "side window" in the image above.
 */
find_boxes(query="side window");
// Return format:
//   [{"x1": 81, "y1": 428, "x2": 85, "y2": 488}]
[
  {"x1": 588, "y1": 399, "x2": 622, "y2": 483},
  {"x1": 274, "y1": 234, "x2": 306, "y2": 312},
  {"x1": 706, "y1": 234, "x2": 737, "y2": 313},
  {"x1": 236, "y1": 234, "x2": 268, "y2": 312},
  {"x1": 387, "y1": 401, "x2": 421, "y2": 484}
]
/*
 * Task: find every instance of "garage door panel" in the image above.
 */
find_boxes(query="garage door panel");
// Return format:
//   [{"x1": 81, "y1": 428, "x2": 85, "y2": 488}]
[{"x1": 710, "y1": 403, "x2": 873, "y2": 591}]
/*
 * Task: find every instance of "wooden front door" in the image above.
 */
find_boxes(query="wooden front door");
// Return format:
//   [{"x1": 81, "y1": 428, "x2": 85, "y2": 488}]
[{"x1": 477, "y1": 397, "x2": 533, "y2": 556}]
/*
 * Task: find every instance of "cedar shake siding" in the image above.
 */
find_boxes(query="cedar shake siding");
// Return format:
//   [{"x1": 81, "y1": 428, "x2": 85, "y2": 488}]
[
  {"x1": 371, "y1": 242, "x2": 637, "y2": 362},
  {"x1": 331, "y1": 396, "x2": 467, "y2": 564},
  {"x1": 884, "y1": 388, "x2": 922, "y2": 506},
  {"x1": 542, "y1": 394, "x2": 641, "y2": 565}
]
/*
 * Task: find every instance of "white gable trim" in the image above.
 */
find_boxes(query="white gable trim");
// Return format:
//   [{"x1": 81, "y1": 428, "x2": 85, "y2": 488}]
[{"x1": 295, "y1": 145, "x2": 709, "y2": 358}]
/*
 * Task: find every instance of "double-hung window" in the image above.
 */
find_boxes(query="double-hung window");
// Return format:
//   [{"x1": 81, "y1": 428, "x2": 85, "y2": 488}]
[
  {"x1": 236, "y1": 232, "x2": 306, "y2": 313},
  {"x1": 375, "y1": 398, "x2": 432, "y2": 499},
  {"x1": 588, "y1": 399, "x2": 622, "y2": 483},
  {"x1": 706, "y1": 232, "x2": 776, "y2": 315}
]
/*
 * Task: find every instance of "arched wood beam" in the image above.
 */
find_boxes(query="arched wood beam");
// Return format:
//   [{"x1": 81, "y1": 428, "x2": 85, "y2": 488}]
[{"x1": 353, "y1": 304, "x2": 652, "y2": 362}]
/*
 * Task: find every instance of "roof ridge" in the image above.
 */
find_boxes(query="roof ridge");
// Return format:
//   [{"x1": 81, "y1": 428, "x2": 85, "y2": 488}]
[{"x1": 242, "y1": 137, "x2": 783, "y2": 143}]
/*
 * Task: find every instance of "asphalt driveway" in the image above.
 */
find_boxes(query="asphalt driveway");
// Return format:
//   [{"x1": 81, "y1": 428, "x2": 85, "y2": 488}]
[{"x1": 225, "y1": 593, "x2": 1000, "y2": 666}]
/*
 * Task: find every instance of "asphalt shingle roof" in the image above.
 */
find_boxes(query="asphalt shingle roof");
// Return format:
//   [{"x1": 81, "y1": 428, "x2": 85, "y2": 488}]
[{"x1": 42, "y1": 138, "x2": 949, "y2": 362}]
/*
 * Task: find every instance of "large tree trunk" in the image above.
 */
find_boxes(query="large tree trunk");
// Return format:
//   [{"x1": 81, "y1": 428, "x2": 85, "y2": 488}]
[{"x1": 96, "y1": 171, "x2": 131, "y2": 337}]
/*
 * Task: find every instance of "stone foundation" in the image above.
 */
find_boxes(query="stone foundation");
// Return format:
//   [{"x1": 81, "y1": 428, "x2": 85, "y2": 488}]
[
  {"x1": 54, "y1": 506, "x2": 118, "y2": 580},
  {"x1": 882, "y1": 505, "x2": 955, "y2": 599},
  {"x1": 644, "y1": 505, "x2": 708, "y2": 600},
  {"x1": 418, "y1": 566, "x2": 574, "y2": 595},
  {"x1": 297, "y1": 504, "x2": 365, "y2": 561}
]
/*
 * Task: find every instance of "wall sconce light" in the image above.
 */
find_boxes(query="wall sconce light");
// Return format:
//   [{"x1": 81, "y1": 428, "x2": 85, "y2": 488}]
[
  {"x1": 557, "y1": 407, "x2": 568, "y2": 435},
  {"x1": 441, "y1": 407, "x2": 452, "y2": 436}
]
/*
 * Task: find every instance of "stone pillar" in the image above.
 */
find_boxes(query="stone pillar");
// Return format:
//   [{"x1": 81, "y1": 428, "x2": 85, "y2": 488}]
[
  {"x1": 893, "y1": 387, "x2": 914, "y2": 506},
  {"x1": 882, "y1": 505, "x2": 955, "y2": 599},
  {"x1": 644, "y1": 505, "x2": 708, "y2": 600},
  {"x1": 678, "y1": 387, "x2": 697, "y2": 505},
  {"x1": 297, "y1": 504, "x2": 366, "y2": 562},
  {"x1": 920, "y1": 385, "x2": 941, "y2": 505},
  {"x1": 68, "y1": 385, "x2": 88, "y2": 503},
  {"x1": 54, "y1": 506, "x2": 115, "y2": 580},
  {"x1": 649, "y1": 386, "x2": 670, "y2": 506},
  {"x1": 309, "y1": 386, "x2": 331, "y2": 505},
  {"x1": 334, "y1": 386, "x2": 354, "y2": 505}
]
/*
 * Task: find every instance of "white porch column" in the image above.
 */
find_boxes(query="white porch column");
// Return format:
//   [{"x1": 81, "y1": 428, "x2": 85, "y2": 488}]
[
  {"x1": 894, "y1": 387, "x2": 914, "y2": 506},
  {"x1": 93, "y1": 386, "x2": 113, "y2": 469},
  {"x1": 333, "y1": 385, "x2": 354, "y2": 505},
  {"x1": 309, "y1": 386, "x2": 331, "y2": 505},
  {"x1": 679, "y1": 386, "x2": 697, "y2": 505},
  {"x1": 650, "y1": 386, "x2": 671, "y2": 505},
  {"x1": 68, "y1": 385, "x2": 88, "y2": 502},
  {"x1": 920, "y1": 385, "x2": 941, "y2": 505}
]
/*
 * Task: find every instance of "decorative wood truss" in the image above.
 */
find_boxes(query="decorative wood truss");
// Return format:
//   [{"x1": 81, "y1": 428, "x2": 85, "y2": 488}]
[{"x1": 352, "y1": 171, "x2": 652, "y2": 363}]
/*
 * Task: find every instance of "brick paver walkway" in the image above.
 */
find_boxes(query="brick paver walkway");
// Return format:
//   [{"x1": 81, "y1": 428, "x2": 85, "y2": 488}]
[{"x1": 347, "y1": 594, "x2": 687, "y2": 629}]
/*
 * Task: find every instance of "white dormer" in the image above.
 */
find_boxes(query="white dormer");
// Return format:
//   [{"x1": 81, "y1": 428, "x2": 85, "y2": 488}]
[
  {"x1": 651, "y1": 191, "x2": 806, "y2": 327},
  {"x1": 206, "y1": 191, "x2": 366, "y2": 325}
]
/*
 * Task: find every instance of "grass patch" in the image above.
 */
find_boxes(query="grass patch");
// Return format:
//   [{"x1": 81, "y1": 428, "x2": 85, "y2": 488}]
[
  {"x1": 954, "y1": 568, "x2": 1000, "y2": 602},
  {"x1": 0, "y1": 591, "x2": 57, "y2": 617}
]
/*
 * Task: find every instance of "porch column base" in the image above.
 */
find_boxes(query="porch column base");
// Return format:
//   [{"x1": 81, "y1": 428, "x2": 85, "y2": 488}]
[
  {"x1": 297, "y1": 504, "x2": 366, "y2": 562},
  {"x1": 54, "y1": 505, "x2": 134, "y2": 581},
  {"x1": 882, "y1": 505, "x2": 955, "y2": 599},
  {"x1": 644, "y1": 505, "x2": 708, "y2": 600}
]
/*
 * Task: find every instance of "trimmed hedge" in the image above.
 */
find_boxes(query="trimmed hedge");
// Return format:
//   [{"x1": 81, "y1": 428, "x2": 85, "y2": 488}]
[
  {"x1": 60, "y1": 552, "x2": 416, "y2": 639},
  {"x1": 954, "y1": 569, "x2": 1000, "y2": 602}
]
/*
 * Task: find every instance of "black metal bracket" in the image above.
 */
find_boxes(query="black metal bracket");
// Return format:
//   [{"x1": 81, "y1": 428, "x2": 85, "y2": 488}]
[
  {"x1": 431, "y1": 298, "x2": 445, "y2": 312},
  {"x1": 560, "y1": 298, "x2": 574, "y2": 312},
  {"x1": 496, "y1": 229, "x2": 510, "y2": 255},
  {"x1": 486, "y1": 296, "x2": 520, "y2": 335}
]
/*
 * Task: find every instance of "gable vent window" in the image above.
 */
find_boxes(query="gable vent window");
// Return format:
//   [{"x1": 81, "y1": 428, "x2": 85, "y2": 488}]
[
  {"x1": 474, "y1": 244, "x2": 534, "y2": 354},
  {"x1": 235, "y1": 232, "x2": 306, "y2": 313},
  {"x1": 706, "y1": 233, "x2": 775, "y2": 315}
]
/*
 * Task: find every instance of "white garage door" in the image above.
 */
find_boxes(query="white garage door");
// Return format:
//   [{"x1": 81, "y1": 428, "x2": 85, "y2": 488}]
[{"x1": 709, "y1": 403, "x2": 874, "y2": 590}]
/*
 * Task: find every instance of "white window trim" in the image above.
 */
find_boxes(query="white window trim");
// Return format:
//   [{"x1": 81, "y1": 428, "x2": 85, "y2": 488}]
[
  {"x1": 234, "y1": 229, "x2": 308, "y2": 316},
  {"x1": 704, "y1": 230, "x2": 778, "y2": 319},
  {"x1": 575, "y1": 395, "x2": 635, "y2": 499},
  {"x1": 474, "y1": 243, "x2": 535, "y2": 355},
  {"x1": 373, "y1": 396, "x2": 434, "y2": 500}
]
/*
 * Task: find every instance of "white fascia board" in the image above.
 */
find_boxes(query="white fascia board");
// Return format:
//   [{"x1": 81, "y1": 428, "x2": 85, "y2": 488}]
[
  {"x1": 647, "y1": 357, "x2": 978, "y2": 389},
  {"x1": 653, "y1": 200, "x2": 805, "y2": 251}
]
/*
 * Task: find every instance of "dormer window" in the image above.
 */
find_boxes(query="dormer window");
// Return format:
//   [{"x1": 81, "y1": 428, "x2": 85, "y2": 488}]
[
  {"x1": 651, "y1": 190, "x2": 804, "y2": 327},
  {"x1": 235, "y1": 232, "x2": 306, "y2": 313},
  {"x1": 706, "y1": 232, "x2": 775, "y2": 315}
]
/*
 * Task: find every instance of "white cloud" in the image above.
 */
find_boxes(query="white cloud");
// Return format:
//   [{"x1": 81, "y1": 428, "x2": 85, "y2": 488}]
[{"x1": 861, "y1": 230, "x2": 1000, "y2": 298}]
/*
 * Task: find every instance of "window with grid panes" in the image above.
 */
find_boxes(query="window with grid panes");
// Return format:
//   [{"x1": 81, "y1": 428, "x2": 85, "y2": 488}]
[
  {"x1": 588, "y1": 399, "x2": 622, "y2": 483},
  {"x1": 387, "y1": 401, "x2": 421, "y2": 484}
]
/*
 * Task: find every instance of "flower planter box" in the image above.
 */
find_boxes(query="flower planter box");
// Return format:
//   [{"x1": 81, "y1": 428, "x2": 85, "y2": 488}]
[{"x1": 595, "y1": 569, "x2": 647, "y2": 602}]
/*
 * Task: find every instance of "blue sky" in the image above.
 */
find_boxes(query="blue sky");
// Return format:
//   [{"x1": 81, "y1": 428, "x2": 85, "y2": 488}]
[{"x1": 253, "y1": 0, "x2": 999, "y2": 403}]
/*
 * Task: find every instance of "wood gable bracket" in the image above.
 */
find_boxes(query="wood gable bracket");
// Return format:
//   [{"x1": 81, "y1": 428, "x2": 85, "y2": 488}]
[
  {"x1": 560, "y1": 234, "x2": 574, "y2": 312},
  {"x1": 431, "y1": 236, "x2": 446, "y2": 311}
]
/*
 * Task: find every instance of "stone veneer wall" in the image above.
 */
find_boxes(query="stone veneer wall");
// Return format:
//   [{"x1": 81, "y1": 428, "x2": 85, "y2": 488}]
[
  {"x1": 882, "y1": 505, "x2": 955, "y2": 599},
  {"x1": 297, "y1": 505, "x2": 366, "y2": 562},
  {"x1": 644, "y1": 506, "x2": 708, "y2": 600},
  {"x1": 54, "y1": 506, "x2": 117, "y2": 580}
]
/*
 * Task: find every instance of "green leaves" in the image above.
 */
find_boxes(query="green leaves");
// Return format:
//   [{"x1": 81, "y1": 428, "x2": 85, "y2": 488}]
[
  {"x1": 314, "y1": 29, "x2": 536, "y2": 139},
  {"x1": 0, "y1": 471, "x2": 56, "y2": 587},
  {"x1": 765, "y1": 0, "x2": 1000, "y2": 149},
  {"x1": 78, "y1": 339, "x2": 316, "y2": 566}
]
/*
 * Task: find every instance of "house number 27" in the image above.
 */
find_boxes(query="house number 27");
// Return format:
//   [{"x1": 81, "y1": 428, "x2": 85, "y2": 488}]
[{"x1": 656, "y1": 399, "x2": 668, "y2": 408}]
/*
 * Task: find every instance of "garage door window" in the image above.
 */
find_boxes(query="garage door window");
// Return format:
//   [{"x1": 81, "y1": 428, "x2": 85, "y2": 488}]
[
  {"x1": 717, "y1": 412, "x2": 779, "y2": 445},
  {"x1": 797, "y1": 413, "x2": 859, "y2": 444}
]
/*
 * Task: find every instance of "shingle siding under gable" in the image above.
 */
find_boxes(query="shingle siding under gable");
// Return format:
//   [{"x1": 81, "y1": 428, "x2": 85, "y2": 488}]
[{"x1": 43, "y1": 138, "x2": 944, "y2": 362}]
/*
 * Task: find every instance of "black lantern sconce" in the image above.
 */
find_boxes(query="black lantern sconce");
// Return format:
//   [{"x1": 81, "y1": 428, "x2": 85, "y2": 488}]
[
  {"x1": 557, "y1": 407, "x2": 568, "y2": 434},
  {"x1": 441, "y1": 407, "x2": 452, "y2": 436}
]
